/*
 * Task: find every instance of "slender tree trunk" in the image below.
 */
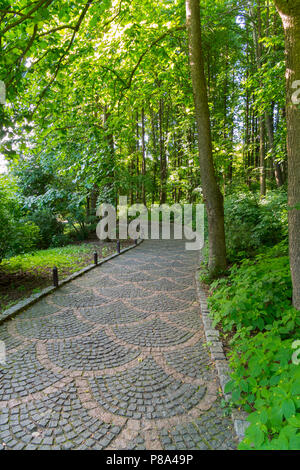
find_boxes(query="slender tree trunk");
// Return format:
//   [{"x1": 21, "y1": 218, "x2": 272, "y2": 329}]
[
  {"x1": 136, "y1": 111, "x2": 140, "y2": 202},
  {"x1": 257, "y1": 0, "x2": 267, "y2": 196},
  {"x1": 150, "y1": 106, "x2": 158, "y2": 204},
  {"x1": 86, "y1": 196, "x2": 90, "y2": 217},
  {"x1": 265, "y1": 111, "x2": 284, "y2": 187},
  {"x1": 244, "y1": 19, "x2": 250, "y2": 182},
  {"x1": 177, "y1": 130, "x2": 184, "y2": 203},
  {"x1": 259, "y1": 116, "x2": 266, "y2": 196},
  {"x1": 130, "y1": 158, "x2": 134, "y2": 205},
  {"x1": 186, "y1": 0, "x2": 227, "y2": 275},
  {"x1": 159, "y1": 98, "x2": 167, "y2": 204},
  {"x1": 90, "y1": 184, "x2": 99, "y2": 215},
  {"x1": 265, "y1": 3, "x2": 284, "y2": 188},
  {"x1": 223, "y1": 48, "x2": 229, "y2": 189},
  {"x1": 129, "y1": 116, "x2": 136, "y2": 205},
  {"x1": 104, "y1": 107, "x2": 116, "y2": 206},
  {"x1": 274, "y1": 0, "x2": 300, "y2": 309},
  {"x1": 141, "y1": 107, "x2": 146, "y2": 206}
]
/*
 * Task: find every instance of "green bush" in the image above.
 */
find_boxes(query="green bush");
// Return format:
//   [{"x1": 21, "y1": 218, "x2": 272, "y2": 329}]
[
  {"x1": 8, "y1": 220, "x2": 40, "y2": 256},
  {"x1": 0, "y1": 179, "x2": 40, "y2": 260},
  {"x1": 209, "y1": 242, "x2": 291, "y2": 334},
  {"x1": 226, "y1": 332, "x2": 300, "y2": 450},
  {"x1": 224, "y1": 190, "x2": 287, "y2": 261},
  {"x1": 50, "y1": 233, "x2": 72, "y2": 247},
  {"x1": 27, "y1": 209, "x2": 64, "y2": 248},
  {"x1": 0, "y1": 197, "x2": 12, "y2": 262},
  {"x1": 208, "y1": 242, "x2": 300, "y2": 450}
]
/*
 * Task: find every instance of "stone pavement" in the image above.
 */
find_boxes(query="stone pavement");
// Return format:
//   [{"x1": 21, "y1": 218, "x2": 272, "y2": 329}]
[{"x1": 0, "y1": 240, "x2": 236, "y2": 450}]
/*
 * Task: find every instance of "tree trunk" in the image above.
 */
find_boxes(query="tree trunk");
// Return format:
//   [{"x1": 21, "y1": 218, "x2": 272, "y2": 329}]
[
  {"x1": 259, "y1": 116, "x2": 266, "y2": 196},
  {"x1": 265, "y1": 111, "x2": 284, "y2": 187},
  {"x1": 136, "y1": 111, "x2": 140, "y2": 202},
  {"x1": 159, "y1": 98, "x2": 167, "y2": 204},
  {"x1": 90, "y1": 184, "x2": 99, "y2": 216},
  {"x1": 141, "y1": 107, "x2": 146, "y2": 206},
  {"x1": 186, "y1": 0, "x2": 227, "y2": 275},
  {"x1": 244, "y1": 19, "x2": 251, "y2": 183},
  {"x1": 104, "y1": 107, "x2": 116, "y2": 206},
  {"x1": 150, "y1": 106, "x2": 158, "y2": 204},
  {"x1": 274, "y1": 0, "x2": 300, "y2": 309},
  {"x1": 255, "y1": 0, "x2": 267, "y2": 196}
]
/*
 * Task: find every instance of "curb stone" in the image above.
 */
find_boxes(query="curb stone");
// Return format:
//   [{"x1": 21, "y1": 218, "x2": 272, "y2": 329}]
[
  {"x1": 0, "y1": 239, "x2": 143, "y2": 326},
  {"x1": 195, "y1": 267, "x2": 250, "y2": 443}
]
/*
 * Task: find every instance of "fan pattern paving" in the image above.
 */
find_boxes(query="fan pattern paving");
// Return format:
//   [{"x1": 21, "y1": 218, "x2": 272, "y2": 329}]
[{"x1": 0, "y1": 240, "x2": 236, "y2": 450}]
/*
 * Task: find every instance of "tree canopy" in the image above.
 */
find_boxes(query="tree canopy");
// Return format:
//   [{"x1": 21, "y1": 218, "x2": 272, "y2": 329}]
[{"x1": 0, "y1": 0, "x2": 298, "y2": 293}]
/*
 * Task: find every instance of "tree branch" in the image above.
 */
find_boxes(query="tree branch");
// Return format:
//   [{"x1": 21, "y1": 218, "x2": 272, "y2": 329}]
[
  {"x1": 31, "y1": 0, "x2": 94, "y2": 115},
  {"x1": 0, "y1": 0, "x2": 53, "y2": 36},
  {"x1": 122, "y1": 25, "x2": 185, "y2": 94}
]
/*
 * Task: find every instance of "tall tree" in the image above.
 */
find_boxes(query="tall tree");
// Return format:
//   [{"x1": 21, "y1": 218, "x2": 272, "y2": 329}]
[
  {"x1": 159, "y1": 98, "x2": 167, "y2": 204},
  {"x1": 141, "y1": 107, "x2": 146, "y2": 205},
  {"x1": 186, "y1": 0, "x2": 227, "y2": 275},
  {"x1": 274, "y1": 0, "x2": 300, "y2": 309}
]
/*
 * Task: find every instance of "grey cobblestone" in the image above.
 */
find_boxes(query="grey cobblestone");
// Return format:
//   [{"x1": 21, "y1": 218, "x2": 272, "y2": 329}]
[{"x1": 0, "y1": 239, "x2": 237, "y2": 450}]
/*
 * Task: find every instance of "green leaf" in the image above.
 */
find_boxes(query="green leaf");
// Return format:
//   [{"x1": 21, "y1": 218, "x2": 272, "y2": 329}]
[
  {"x1": 289, "y1": 434, "x2": 300, "y2": 450},
  {"x1": 291, "y1": 380, "x2": 300, "y2": 396},
  {"x1": 224, "y1": 380, "x2": 235, "y2": 394},
  {"x1": 247, "y1": 425, "x2": 265, "y2": 448},
  {"x1": 287, "y1": 415, "x2": 300, "y2": 428},
  {"x1": 282, "y1": 399, "x2": 296, "y2": 419},
  {"x1": 240, "y1": 379, "x2": 249, "y2": 393}
]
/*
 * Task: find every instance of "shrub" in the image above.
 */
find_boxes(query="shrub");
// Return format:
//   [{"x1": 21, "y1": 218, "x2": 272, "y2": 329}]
[
  {"x1": 208, "y1": 242, "x2": 300, "y2": 450},
  {"x1": 0, "y1": 179, "x2": 40, "y2": 260},
  {"x1": 224, "y1": 190, "x2": 287, "y2": 261},
  {"x1": 8, "y1": 220, "x2": 40, "y2": 256},
  {"x1": 209, "y1": 242, "x2": 291, "y2": 334},
  {"x1": 27, "y1": 209, "x2": 64, "y2": 248},
  {"x1": 226, "y1": 332, "x2": 300, "y2": 450},
  {"x1": 0, "y1": 213, "x2": 41, "y2": 261},
  {"x1": 0, "y1": 201, "x2": 12, "y2": 262},
  {"x1": 50, "y1": 233, "x2": 72, "y2": 247}
]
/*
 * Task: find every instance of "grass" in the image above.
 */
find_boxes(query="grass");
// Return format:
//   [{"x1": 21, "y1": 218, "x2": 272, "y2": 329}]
[{"x1": 0, "y1": 240, "x2": 131, "y2": 313}]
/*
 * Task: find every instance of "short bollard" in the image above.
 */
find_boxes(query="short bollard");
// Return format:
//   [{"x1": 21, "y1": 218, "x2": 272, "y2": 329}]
[
  {"x1": 135, "y1": 238, "x2": 138, "y2": 245},
  {"x1": 53, "y1": 267, "x2": 59, "y2": 287},
  {"x1": 117, "y1": 240, "x2": 121, "y2": 254},
  {"x1": 94, "y1": 252, "x2": 98, "y2": 265}
]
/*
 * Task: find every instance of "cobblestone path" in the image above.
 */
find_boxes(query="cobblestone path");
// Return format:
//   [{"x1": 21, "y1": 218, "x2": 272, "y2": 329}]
[{"x1": 0, "y1": 240, "x2": 236, "y2": 450}]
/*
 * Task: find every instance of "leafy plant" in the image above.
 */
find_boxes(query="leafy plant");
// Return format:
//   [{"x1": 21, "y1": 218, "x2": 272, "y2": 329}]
[
  {"x1": 26, "y1": 209, "x2": 64, "y2": 249},
  {"x1": 208, "y1": 241, "x2": 300, "y2": 450},
  {"x1": 224, "y1": 190, "x2": 287, "y2": 262},
  {"x1": 0, "y1": 177, "x2": 41, "y2": 260}
]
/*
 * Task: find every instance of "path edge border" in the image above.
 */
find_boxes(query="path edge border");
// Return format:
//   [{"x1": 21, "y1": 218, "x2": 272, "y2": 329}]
[
  {"x1": 194, "y1": 268, "x2": 250, "y2": 444},
  {"x1": 0, "y1": 239, "x2": 143, "y2": 326}
]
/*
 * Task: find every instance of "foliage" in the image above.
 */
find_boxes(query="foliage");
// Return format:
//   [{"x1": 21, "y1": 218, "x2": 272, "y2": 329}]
[
  {"x1": 26, "y1": 209, "x2": 64, "y2": 248},
  {"x1": 209, "y1": 240, "x2": 290, "y2": 331},
  {"x1": 0, "y1": 182, "x2": 13, "y2": 261},
  {"x1": 228, "y1": 333, "x2": 300, "y2": 450},
  {"x1": 224, "y1": 190, "x2": 288, "y2": 261},
  {"x1": 0, "y1": 243, "x2": 105, "y2": 274},
  {"x1": 0, "y1": 0, "x2": 297, "y2": 452},
  {"x1": 208, "y1": 242, "x2": 300, "y2": 450},
  {"x1": 0, "y1": 177, "x2": 40, "y2": 260},
  {"x1": 50, "y1": 233, "x2": 72, "y2": 248},
  {"x1": 7, "y1": 219, "x2": 41, "y2": 257}
]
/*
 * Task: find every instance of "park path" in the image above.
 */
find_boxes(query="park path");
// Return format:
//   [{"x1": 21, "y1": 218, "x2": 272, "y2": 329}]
[{"x1": 0, "y1": 240, "x2": 236, "y2": 450}]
